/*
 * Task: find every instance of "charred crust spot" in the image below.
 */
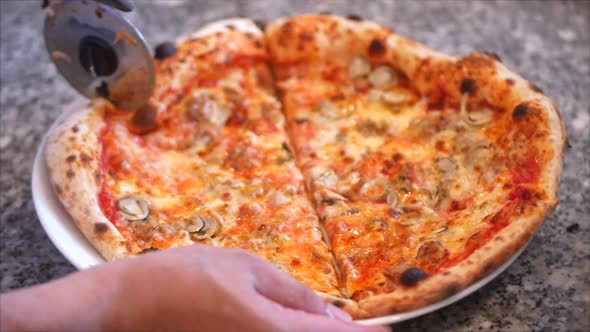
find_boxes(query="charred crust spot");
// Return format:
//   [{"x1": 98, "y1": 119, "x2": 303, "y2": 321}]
[
  {"x1": 80, "y1": 153, "x2": 91, "y2": 166},
  {"x1": 130, "y1": 102, "x2": 158, "y2": 134},
  {"x1": 443, "y1": 283, "x2": 460, "y2": 297},
  {"x1": 94, "y1": 170, "x2": 101, "y2": 186},
  {"x1": 494, "y1": 236, "x2": 504, "y2": 242},
  {"x1": 460, "y1": 78, "x2": 477, "y2": 95},
  {"x1": 54, "y1": 184, "x2": 63, "y2": 195},
  {"x1": 512, "y1": 103, "x2": 528, "y2": 120},
  {"x1": 96, "y1": 81, "x2": 109, "y2": 98},
  {"x1": 332, "y1": 299, "x2": 346, "y2": 308},
  {"x1": 400, "y1": 267, "x2": 428, "y2": 286},
  {"x1": 254, "y1": 20, "x2": 267, "y2": 31},
  {"x1": 254, "y1": 40, "x2": 262, "y2": 48},
  {"x1": 154, "y1": 42, "x2": 177, "y2": 60},
  {"x1": 442, "y1": 271, "x2": 452, "y2": 276},
  {"x1": 139, "y1": 247, "x2": 159, "y2": 254},
  {"x1": 245, "y1": 32, "x2": 256, "y2": 40},
  {"x1": 347, "y1": 14, "x2": 363, "y2": 21},
  {"x1": 226, "y1": 24, "x2": 236, "y2": 30},
  {"x1": 71, "y1": 125, "x2": 79, "y2": 133},
  {"x1": 94, "y1": 223, "x2": 109, "y2": 233},
  {"x1": 528, "y1": 81, "x2": 544, "y2": 94},
  {"x1": 299, "y1": 32, "x2": 314, "y2": 42},
  {"x1": 368, "y1": 39, "x2": 386, "y2": 57},
  {"x1": 66, "y1": 169, "x2": 75, "y2": 179},
  {"x1": 505, "y1": 78, "x2": 515, "y2": 86},
  {"x1": 294, "y1": 117, "x2": 310, "y2": 124},
  {"x1": 278, "y1": 21, "x2": 294, "y2": 47},
  {"x1": 481, "y1": 51, "x2": 502, "y2": 62},
  {"x1": 482, "y1": 262, "x2": 495, "y2": 274},
  {"x1": 281, "y1": 141, "x2": 292, "y2": 155},
  {"x1": 66, "y1": 155, "x2": 77, "y2": 163}
]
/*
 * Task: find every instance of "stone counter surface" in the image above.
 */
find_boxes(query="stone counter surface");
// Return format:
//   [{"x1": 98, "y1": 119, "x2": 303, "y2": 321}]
[{"x1": 1, "y1": 0, "x2": 588, "y2": 330}]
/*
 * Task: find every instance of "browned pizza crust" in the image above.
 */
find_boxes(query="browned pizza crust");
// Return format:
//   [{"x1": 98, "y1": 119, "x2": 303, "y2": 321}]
[
  {"x1": 45, "y1": 100, "x2": 129, "y2": 261},
  {"x1": 267, "y1": 15, "x2": 566, "y2": 319}
]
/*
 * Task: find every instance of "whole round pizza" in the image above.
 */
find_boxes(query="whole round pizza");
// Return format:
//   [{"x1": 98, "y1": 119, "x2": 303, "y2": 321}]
[{"x1": 45, "y1": 15, "x2": 567, "y2": 318}]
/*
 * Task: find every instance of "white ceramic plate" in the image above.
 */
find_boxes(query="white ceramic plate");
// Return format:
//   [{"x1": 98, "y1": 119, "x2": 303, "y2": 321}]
[{"x1": 32, "y1": 125, "x2": 528, "y2": 325}]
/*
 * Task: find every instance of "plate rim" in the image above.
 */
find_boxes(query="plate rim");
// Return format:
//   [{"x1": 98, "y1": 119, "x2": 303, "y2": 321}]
[{"x1": 31, "y1": 119, "x2": 528, "y2": 325}]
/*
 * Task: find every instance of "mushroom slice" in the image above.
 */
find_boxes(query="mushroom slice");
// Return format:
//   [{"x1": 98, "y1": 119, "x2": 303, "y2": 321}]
[
  {"x1": 381, "y1": 90, "x2": 411, "y2": 105},
  {"x1": 348, "y1": 56, "x2": 371, "y2": 78},
  {"x1": 432, "y1": 226, "x2": 448, "y2": 235},
  {"x1": 314, "y1": 100, "x2": 341, "y2": 119},
  {"x1": 189, "y1": 214, "x2": 221, "y2": 240},
  {"x1": 436, "y1": 157, "x2": 458, "y2": 179},
  {"x1": 117, "y1": 196, "x2": 149, "y2": 221},
  {"x1": 368, "y1": 66, "x2": 397, "y2": 89},
  {"x1": 416, "y1": 240, "x2": 447, "y2": 269},
  {"x1": 359, "y1": 177, "x2": 390, "y2": 201},
  {"x1": 366, "y1": 219, "x2": 389, "y2": 232},
  {"x1": 460, "y1": 94, "x2": 494, "y2": 126}
]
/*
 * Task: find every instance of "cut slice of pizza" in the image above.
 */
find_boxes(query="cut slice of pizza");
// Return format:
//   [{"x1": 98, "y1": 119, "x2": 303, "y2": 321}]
[
  {"x1": 266, "y1": 14, "x2": 566, "y2": 317},
  {"x1": 45, "y1": 19, "x2": 342, "y2": 297}
]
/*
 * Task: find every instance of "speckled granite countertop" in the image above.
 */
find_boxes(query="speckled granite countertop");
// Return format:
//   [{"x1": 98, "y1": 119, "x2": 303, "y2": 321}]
[{"x1": 1, "y1": 0, "x2": 588, "y2": 330}]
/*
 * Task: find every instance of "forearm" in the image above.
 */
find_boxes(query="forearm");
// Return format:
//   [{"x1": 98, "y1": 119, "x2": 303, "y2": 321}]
[{"x1": 0, "y1": 265, "x2": 124, "y2": 331}]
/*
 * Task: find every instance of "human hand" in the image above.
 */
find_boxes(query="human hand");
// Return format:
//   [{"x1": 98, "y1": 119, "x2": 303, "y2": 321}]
[{"x1": 1, "y1": 245, "x2": 390, "y2": 332}]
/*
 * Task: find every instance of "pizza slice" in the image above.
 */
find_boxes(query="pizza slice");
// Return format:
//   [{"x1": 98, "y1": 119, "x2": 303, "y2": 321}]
[
  {"x1": 45, "y1": 19, "x2": 342, "y2": 297},
  {"x1": 266, "y1": 15, "x2": 566, "y2": 317}
]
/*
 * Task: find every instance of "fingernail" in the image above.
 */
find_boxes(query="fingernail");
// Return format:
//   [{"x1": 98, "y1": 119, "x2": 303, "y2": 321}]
[{"x1": 325, "y1": 304, "x2": 353, "y2": 321}]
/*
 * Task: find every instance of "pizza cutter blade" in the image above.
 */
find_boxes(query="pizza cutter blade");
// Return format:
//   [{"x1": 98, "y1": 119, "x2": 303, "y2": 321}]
[{"x1": 43, "y1": 0, "x2": 155, "y2": 110}]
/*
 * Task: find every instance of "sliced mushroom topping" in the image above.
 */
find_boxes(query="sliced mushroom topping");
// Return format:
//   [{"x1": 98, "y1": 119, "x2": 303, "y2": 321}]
[
  {"x1": 416, "y1": 240, "x2": 447, "y2": 268},
  {"x1": 460, "y1": 94, "x2": 494, "y2": 126},
  {"x1": 433, "y1": 181, "x2": 452, "y2": 210},
  {"x1": 400, "y1": 267, "x2": 429, "y2": 286},
  {"x1": 308, "y1": 167, "x2": 338, "y2": 189},
  {"x1": 117, "y1": 196, "x2": 149, "y2": 221},
  {"x1": 368, "y1": 66, "x2": 397, "y2": 89},
  {"x1": 432, "y1": 226, "x2": 448, "y2": 235},
  {"x1": 436, "y1": 157, "x2": 458, "y2": 179},
  {"x1": 381, "y1": 91, "x2": 411, "y2": 105},
  {"x1": 337, "y1": 171, "x2": 361, "y2": 193},
  {"x1": 359, "y1": 177, "x2": 390, "y2": 201},
  {"x1": 465, "y1": 144, "x2": 491, "y2": 169},
  {"x1": 396, "y1": 205, "x2": 437, "y2": 226},
  {"x1": 189, "y1": 214, "x2": 221, "y2": 240},
  {"x1": 185, "y1": 91, "x2": 230, "y2": 128},
  {"x1": 386, "y1": 190, "x2": 398, "y2": 207},
  {"x1": 270, "y1": 190, "x2": 291, "y2": 206},
  {"x1": 316, "y1": 189, "x2": 347, "y2": 205},
  {"x1": 186, "y1": 215, "x2": 206, "y2": 234},
  {"x1": 348, "y1": 56, "x2": 371, "y2": 78},
  {"x1": 366, "y1": 220, "x2": 389, "y2": 232},
  {"x1": 314, "y1": 100, "x2": 341, "y2": 119}
]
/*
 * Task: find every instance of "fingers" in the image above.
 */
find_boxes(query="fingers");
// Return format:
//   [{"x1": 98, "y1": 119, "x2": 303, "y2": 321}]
[{"x1": 249, "y1": 258, "x2": 331, "y2": 317}]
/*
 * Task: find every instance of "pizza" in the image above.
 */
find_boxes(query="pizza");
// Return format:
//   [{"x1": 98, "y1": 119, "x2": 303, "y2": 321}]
[{"x1": 45, "y1": 15, "x2": 567, "y2": 319}]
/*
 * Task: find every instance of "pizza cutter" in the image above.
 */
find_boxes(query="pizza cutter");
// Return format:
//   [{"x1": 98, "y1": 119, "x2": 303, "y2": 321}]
[{"x1": 43, "y1": 0, "x2": 155, "y2": 110}]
